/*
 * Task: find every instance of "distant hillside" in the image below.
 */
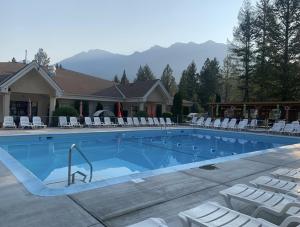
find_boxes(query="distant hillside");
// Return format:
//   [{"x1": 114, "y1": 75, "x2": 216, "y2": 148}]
[{"x1": 59, "y1": 40, "x2": 228, "y2": 82}]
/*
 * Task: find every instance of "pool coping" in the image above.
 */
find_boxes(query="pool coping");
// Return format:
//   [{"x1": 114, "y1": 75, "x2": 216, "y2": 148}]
[{"x1": 0, "y1": 127, "x2": 300, "y2": 196}]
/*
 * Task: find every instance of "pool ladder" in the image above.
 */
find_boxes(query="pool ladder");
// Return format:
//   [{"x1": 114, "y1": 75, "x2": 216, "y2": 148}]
[{"x1": 68, "y1": 144, "x2": 93, "y2": 186}]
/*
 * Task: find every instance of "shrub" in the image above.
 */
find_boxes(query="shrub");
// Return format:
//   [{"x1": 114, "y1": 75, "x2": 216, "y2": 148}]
[
  {"x1": 162, "y1": 112, "x2": 172, "y2": 118},
  {"x1": 52, "y1": 106, "x2": 79, "y2": 126},
  {"x1": 135, "y1": 111, "x2": 148, "y2": 117}
]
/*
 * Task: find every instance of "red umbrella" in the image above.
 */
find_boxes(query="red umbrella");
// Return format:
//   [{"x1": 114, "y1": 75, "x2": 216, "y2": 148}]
[{"x1": 117, "y1": 102, "x2": 122, "y2": 117}]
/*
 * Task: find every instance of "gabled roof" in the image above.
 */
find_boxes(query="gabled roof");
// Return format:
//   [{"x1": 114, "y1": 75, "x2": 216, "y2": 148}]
[
  {"x1": 93, "y1": 84, "x2": 125, "y2": 98},
  {"x1": 117, "y1": 80, "x2": 159, "y2": 98},
  {"x1": 0, "y1": 62, "x2": 27, "y2": 85}
]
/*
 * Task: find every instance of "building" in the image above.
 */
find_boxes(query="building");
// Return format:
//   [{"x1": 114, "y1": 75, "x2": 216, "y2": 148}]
[{"x1": 0, "y1": 61, "x2": 173, "y2": 125}]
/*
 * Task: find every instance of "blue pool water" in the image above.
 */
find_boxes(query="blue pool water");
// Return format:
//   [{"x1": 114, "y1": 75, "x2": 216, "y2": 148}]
[{"x1": 0, "y1": 128, "x2": 299, "y2": 195}]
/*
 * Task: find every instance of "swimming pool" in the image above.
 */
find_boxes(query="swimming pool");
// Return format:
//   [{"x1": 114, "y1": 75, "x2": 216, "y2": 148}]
[{"x1": 0, "y1": 128, "x2": 299, "y2": 195}]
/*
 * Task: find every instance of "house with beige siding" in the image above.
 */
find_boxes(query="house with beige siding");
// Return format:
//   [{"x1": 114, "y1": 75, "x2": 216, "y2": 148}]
[{"x1": 0, "y1": 61, "x2": 173, "y2": 125}]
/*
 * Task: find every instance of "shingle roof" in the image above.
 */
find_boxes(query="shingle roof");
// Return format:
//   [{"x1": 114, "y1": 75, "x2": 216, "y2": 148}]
[
  {"x1": 117, "y1": 80, "x2": 159, "y2": 98},
  {"x1": 0, "y1": 62, "x2": 26, "y2": 85},
  {"x1": 93, "y1": 84, "x2": 124, "y2": 98}
]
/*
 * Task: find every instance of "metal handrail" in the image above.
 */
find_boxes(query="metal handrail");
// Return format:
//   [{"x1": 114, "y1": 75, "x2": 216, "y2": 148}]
[{"x1": 68, "y1": 144, "x2": 93, "y2": 186}]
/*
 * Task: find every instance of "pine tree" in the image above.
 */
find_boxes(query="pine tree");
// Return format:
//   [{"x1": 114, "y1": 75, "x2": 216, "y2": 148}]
[
  {"x1": 273, "y1": 0, "x2": 300, "y2": 100},
  {"x1": 178, "y1": 61, "x2": 197, "y2": 100},
  {"x1": 160, "y1": 64, "x2": 177, "y2": 96},
  {"x1": 34, "y1": 48, "x2": 50, "y2": 66},
  {"x1": 172, "y1": 92, "x2": 183, "y2": 123},
  {"x1": 120, "y1": 70, "x2": 129, "y2": 85},
  {"x1": 113, "y1": 75, "x2": 120, "y2": 83},
  {"x1": 253, "y1": 0, "x2": 279, "y2": 101},
  {"x1": 135, "y1": 65, "x2": 156, "y2": 82},
  {"x1": 198, "y1": 58, "x2": 221, "y2": 108},
  {"x1": 231, "y1": 0, "x2": 255, "y2": 102}
]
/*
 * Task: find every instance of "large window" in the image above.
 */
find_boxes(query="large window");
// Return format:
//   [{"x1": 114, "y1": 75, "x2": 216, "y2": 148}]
[{"x1": 10, "y1": 101, "x2": 38, "y2": 116}]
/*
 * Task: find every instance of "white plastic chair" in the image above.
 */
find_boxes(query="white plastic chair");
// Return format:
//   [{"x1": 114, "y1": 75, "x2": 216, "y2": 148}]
[
  {"x1": 237, "y1": 119, "x2": 248, "y2": 130},
  {"x1": 178, "y1": 201, "x2": 299, "y2": 227},
  {"x1": 153, "y1": 117, "x2": 160, "y2": 126},
  {"x1": 3, "y1": 116, "x2": 16, "y2": 128},
  {"x1": 140, "y1": 117, "x2": 148, "y2": 126},
  {"x1": 227, "y1": 118, "x2": 237, "y2": 129},
  {"x1": 117, "y1": 117, "x2": 125, "y2": 126},
  {"x1": 159, "y1": 118, "x2": 166, "y2": 126},
  {"x1": 212, "y1": 118, "x2": 221, "y2": 128},
  {"x1": 84, "y1": 117, "x2": 95, "y2": 127},
  {"x1": 195, "y1": 117, "x2": 204, "y2": 127},
  {"x1": 220, "y1": 184, "x2": 300, "y2": 217},
  {"x1": 104, "y1": 117, "x2": 116, "y2": 127},
  {"x1": 70, "y1": 117, "x2": 82, "y2": 127},
  {"x1": 58, "y1": 116, "x2": 72, "y2": 127},
  {"x1": 249, "y1": 119, "x2": 258, "y2": 128},
  {"x1": 32, "y1": 116, "x2": 47, "y2": 128},
  {"x1": 221, "y1": 118, "x2": 229, "y2": 129},
  {"x1": 20, "y1": 116, "x2": 33, "y2": 129},
  {"x1": 283, "y1": 123, "x2": 295, "y2": 134},
  {"x1": 133, "y1": 117, "x2": 140, "y2": 126},
  {"x1": 271, "y1": 168, "x2": 300, "y2": 182},
  {"x1": 126, "y1": 117, "x2": 134, "y2": 126},
  {"x1": 204, "y1": 117, "x2": 212, "y2": 127},
  {"x1": 189, "y1": 116, "x2": 198, "y2": 126},
  {"x1": 269, "y1": 123, "x2": 284, "y2": 133},
  {"x1": 93, "y1": 117, "x2": 103, "y2": 127},
  {"x1": 166, "y1": 118, "x2": 175, "y2": 126},
  {"x1": 148, "y1": 117, "x2": 154, "y2": 126},
  {"x1": 250, "y1": 175, "x2": 300, "y2": 198}
]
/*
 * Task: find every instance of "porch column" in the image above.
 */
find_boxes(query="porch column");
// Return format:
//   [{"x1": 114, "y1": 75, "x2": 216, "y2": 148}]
[
  {"x1": 49, "y1": 97, "x2": 56, "y2": 125},
  {"x1": 3, "y1": 93, "x2": 10, "y2": 116},
  {"x1": 162, "y1": 104, "x2": 166, "y2": 113},
  {"x1": 139, "y1": 103, "x2": 144, "y2": 111}
]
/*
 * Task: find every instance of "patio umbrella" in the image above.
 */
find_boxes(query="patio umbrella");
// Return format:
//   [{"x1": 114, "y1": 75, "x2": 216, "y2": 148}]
[
  {"x1": 117, "y1": 102, "x2": 122, "y2": 117},
  {"x1": 28, "y1": 98, "x2": 32, "y2": 117},
  {"x1": 79, "y1": 100, "x2": 83, "y2": 117}
]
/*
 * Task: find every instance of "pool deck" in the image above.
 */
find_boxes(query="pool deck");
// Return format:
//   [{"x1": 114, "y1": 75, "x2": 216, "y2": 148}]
[{"x1": 1, "y1": 127, "x2": 300, "y2": 226}]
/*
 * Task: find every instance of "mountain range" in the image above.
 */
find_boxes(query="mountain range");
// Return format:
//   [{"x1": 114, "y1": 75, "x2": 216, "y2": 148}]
[{"x1": 59, "y1": 40, "x2": 228, "y2": 82}]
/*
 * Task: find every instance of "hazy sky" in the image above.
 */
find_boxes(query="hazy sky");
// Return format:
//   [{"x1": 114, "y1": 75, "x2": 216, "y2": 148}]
[{"x1": 0, "y1": 0, "x2": 253, "y2": 63}]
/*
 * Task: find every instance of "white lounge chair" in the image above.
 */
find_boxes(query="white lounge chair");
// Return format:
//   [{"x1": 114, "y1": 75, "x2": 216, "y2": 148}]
[
  {"x1": 237, "y1": 119, "x2": 248, "y2": 130},
  {"x1": 159, "y1": 117, "x2": 166, "y2": 126},
  {"x1": 140, "y1": 117, "x2": 148, "y2": 126},
  {"x1": 126, "y1": 218, "x2": 168, "y2": 227},
  {"x1": 269, "y1": 123, "x2": 284, "y2": 133},
  {"x1": 204, "y1": 117, "x2": 212, "y2": 127},
  {"x1": 58, "y1": 116, "x2": 72, "y2": 128},
  {"x1": 220, "y1": 184, "x2": 300, "y2": 217},
  {"x1": 153, "y1": 117, "x2": 160, "y2": 126},
  {"x1": 250, "y1": 175, "x2": 300, "y2": 198},
  {"x1": 84, "y1": 117, "x2": 95, "y2": 127},
  {"x1": 212, "y1": 118, "x2": 221, "y2": 128},
  {"x1": 293, "y1": 124, "x2": 300, "y2": 135},
  {"x1": 249, "y1": 119, "x2": 258, "y2": 128},
  {"x1": 178, "y1": 201, "x2": 300, "y2": 227},
  {"x1": 271, "y1": 168, "x2": 300, "y2": 182},
  {"x1": 117, "y1": 117, "x2": 126, "y2": 126},
  {"x1": 133, "y1": 117, "x2": 140, "y2": 126},
  {"x1": 3, "y1": 116, "x2": 16, "y2": 128},
  {"x1": 166, "y1": 118, "x2": 175, "y2": 126},
  {"x1": 93, "y1": 117, "x2": 103, "y2": 127},
  {"x1": 20, "y1": 116, "x2": 34, "y2": 129},
  {"x1": 189, "y1": 116, "x2": 198, "y2": 126},
  {"x1": 221, "y1": 118, "x2": 229, "y2": 129},
  {"x1": 70, "y1": 117, "x2": 82, "y2": 127},
  {"x1": 104, "y1": 117, "x2": 116, "y2": 127},
  {"x1": 126, "y1": 117, "x2": 134, "y2": 126},
  {"x1": 195, "y1": 117, "x2": 204, "y2": 127},
  {"x1": 283, "y1": 123, "x2": 295, "y2": 134},
  {"x1": 32, "y1": 116, "x2": 47, "y2": 128},
  {"x1": 227, "y1": 118, "x2": 237, "y2": 129},
  {"x1": 148, "y1": 117, "x2": 154, "y2": 126}
]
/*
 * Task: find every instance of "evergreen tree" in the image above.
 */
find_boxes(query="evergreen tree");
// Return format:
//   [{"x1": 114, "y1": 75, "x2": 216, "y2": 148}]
[
  {"x1": 178, "y1": 61, "x2": 197, "y2": 100},
  {"x1": 172, "y1": 92, "x2": 183, "y2": 123},
  {"x1": 273, "y1": 0, "x2": 300, "y2": 100},
  {"x1": 113, "y1": 75, "x2": 120, "y2": 83},
  {"x1": 34, "y1": 48, "x2": 50, "y2": 66},
  {"x1": 231, "y1": 0, "x2": 255, "y2": 102},
  {"x1": 120, "y1": 70, "x2": 129, "y2": 85},
  {"x1": 253, "y1": 0, "x2": 279, "y2": 101},
  {"x1": 135, "y1": 65, "x2": 156, "y2": 82},
  {"x1": 160, "y1": 64, "x2": 177, "y2": 96},
  {"x1": 221, "y1": 55, "x2": 241, "y2": 102},
  {"x1": 198, "y1": 58, "x2": 221, "y2": 109}
]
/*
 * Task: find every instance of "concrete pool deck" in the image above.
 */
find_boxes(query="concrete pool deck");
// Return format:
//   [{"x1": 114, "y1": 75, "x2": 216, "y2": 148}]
[{"x1": 0, "y1": 128, "x2": 300, "y2": 226}]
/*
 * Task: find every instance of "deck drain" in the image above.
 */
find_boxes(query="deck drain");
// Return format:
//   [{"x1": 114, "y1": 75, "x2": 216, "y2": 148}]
[
  {"x1": 199, "y1": 164, "x2": 218, "y2": 170},
  {"x1": 131, "y1": 178, "x2": 145, "y2": 183}
]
